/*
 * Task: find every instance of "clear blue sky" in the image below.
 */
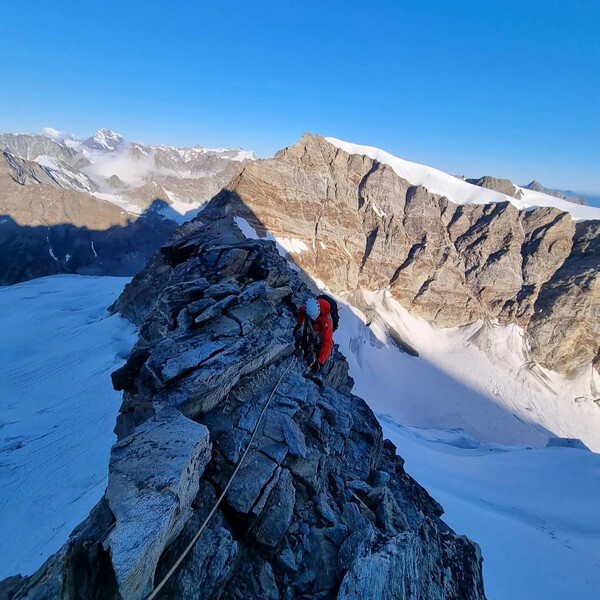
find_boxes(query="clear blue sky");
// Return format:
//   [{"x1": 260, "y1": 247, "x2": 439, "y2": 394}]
[{"x1": 1, "y1": 1, "x2": 598, "y2": 192}]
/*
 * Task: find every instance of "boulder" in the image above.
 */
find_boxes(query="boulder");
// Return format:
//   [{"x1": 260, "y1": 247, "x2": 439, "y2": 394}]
[{"x1": 106, "y1": 407, "x2": 211, "y2": 600}]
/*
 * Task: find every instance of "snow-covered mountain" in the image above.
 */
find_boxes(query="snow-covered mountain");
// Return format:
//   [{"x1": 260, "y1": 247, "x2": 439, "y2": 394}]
[
  {"x1": 38, "y1": 127, "x2": 80, "y2": 146},
  {"x1": 327, "y1": 137, "x2": 600, "y2": 221},
  {"x1": 81, "y1": 128, "x2": 127, "y2": 152},
  {"x1": 1, "y1": 127, "x2": 256, "y2": 196},
  {"x1": 205, "y1": 133, "x2": 600, "y2": 453},
  {"x1": 0, "y1": 128, "x2": 256, "y2": 284}
]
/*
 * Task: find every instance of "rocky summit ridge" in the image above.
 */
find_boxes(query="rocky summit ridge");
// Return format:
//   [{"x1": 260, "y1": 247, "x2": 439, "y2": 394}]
[
  {"x1": 1, "y1": 215, "x2": 486, "y2": 600},
  {"x1": 205, "y1": 133, "x2": 600, "y2": 377}
]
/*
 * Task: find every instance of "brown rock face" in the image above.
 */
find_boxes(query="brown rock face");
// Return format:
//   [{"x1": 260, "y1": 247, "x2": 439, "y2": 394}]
[
  {"x1": 466, "y1": 175, "x2": 522, "y2": 199},
  {"x1": 0, "y1": 153, "x2": 176, "y2": 285},
  {"x1": 205, "y1": 133, "x2": 599, "y2": 375}
]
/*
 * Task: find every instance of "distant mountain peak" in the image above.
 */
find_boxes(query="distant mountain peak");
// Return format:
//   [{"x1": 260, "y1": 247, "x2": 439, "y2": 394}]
[
  {"x1": 524, "y1": 180, "x2": 588, "y2": 205},
  {"x1": 39, "y1": 127, "x2": 80, "y2": 144},
  {"x1": 82, "y1": 129, "x2": 127, "y2": 152}
]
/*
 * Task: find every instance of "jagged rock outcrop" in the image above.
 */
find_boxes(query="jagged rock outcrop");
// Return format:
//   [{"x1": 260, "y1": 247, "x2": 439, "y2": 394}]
[
  {"x1": 2, "y1": 216, "x2": 486, "y2": 600},
  {"x1": 466, "y1": 175, "x2": 522, "y2": 199},
  {"x1": 204, "y1": 133, "x2": 600, "y2": 375},
  {"x1": 107, "y1": 407, "x2": 211, "y2": 600}
]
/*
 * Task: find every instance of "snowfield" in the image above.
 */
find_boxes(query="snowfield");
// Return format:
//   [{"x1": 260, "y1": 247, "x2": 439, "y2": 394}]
[
  {"x1": 380, "y1": 419, "x2": 600, "y2": 600},
  {"x1": 0, "y1": 276, "x2": 136, "y2": 580},
  {"x1": 326, "y1": 137, "x2": 600, "y2": 221}
]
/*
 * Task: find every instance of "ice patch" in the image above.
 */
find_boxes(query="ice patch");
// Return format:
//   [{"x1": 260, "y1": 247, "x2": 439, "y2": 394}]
[
  {"x1": 234, "y1": 216, "x2": 259, "y2": 239},
  {"x1": 276, "y1": 237, "x2": 309, "y2": 254},
  {"x1": 234, "y1": 216, "x2": 309, "y2": 258}
]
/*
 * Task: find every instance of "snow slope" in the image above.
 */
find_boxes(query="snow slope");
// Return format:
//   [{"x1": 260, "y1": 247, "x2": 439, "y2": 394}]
[
  {"x1": 379, "y1": 419, "x2": 600, "y2": 600},
  {"x1": 0, "y1": 276, "x2": 135, "y2": 579},
  {"x1": 326, "y1": 137, "x2": 600, "y2": 221},
  {"x1": 334, "y1": 290, "x2": 600, "y2": 451}
]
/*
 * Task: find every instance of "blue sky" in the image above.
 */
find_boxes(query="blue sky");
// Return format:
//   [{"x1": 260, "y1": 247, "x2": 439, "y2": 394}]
[{"x1": 1, "y1": 1, "x2": 598, "y2": 192}]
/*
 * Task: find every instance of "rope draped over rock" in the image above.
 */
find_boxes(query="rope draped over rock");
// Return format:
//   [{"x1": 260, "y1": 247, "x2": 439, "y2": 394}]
[{"x1": 146, "y1": 356, "x2": 297, "y2": 600}]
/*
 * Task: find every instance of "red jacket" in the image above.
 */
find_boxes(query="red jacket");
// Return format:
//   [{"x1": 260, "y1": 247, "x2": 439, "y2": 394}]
[{"x1": 295, "y1": 298, "x2": 333, "y2": 364}]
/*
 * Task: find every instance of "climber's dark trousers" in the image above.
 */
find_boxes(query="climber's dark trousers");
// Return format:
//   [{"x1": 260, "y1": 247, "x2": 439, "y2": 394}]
[{"x1": 294, "y1": 321, "x2": 321, "y2": 366}]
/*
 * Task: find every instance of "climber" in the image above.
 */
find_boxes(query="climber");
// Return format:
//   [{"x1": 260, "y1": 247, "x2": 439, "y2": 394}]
[{"x1": 293, "y1": 294, "x2": 339, "y2": 379}]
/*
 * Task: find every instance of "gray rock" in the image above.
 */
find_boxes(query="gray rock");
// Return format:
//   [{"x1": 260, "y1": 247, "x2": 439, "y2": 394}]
[
  {"x1": 278, "y1": 548, "x2": 298, "y2": 573},
  {"x1": 258, "y1": 562, "x2": 279, "y2": 600},
  {"x1": 143, "y1": 336, "x2": 228, "y2": 387},
  {"x1": 338, "y1": 526, "x2": 376, "y2": 570},
  {"x1": 347, "y1": 480, "x2": 372, "y2": 495},
  {"x1": 287, "y1": 448, "x2": 322, "y2": 492},
  {"x1": 187, "y1": 297, "x2": 216, "y2": 315},
  {"x1": 210, "y1": 315, "x2": 242, "y2": 339},
  {"x1": 204, "y1": 281, "x2": 241, "y2": 300},
  {"x1": 281, "y1": 414, "x2": 307, "y2": 458},
  {"x1": 316, "y1": 494, "x2": 339, "y2": 525},
  {"x1": 466, "y1": 175, "x2": 520, "y2": 198},
  {"x1": 341, "y1": 502, "x2": 370, "y2": 534},
  {"x1": 194, "y1": 294, "x2": 238, "y2": 324},
  {"x1": 254, "y1": 469, "x2": 296, "y2": 547},
  {"x1": 216, "y1": 427, "x2": 248, "y2": 463},
  {"x1": 337, "y1": 521, "x2": 485, "y2": 600},
  {"x1": 225, "y1": 451, "x2": 278, "y2": 514},
  {"x1": 371, "y1": 470, "x2": 391, "y2": 487},
  {"x1": 307, "y1": 528, "x2": 339, "y2": 591},
  {"x1": 324, "y1": 523, "x2": 349, "y2": 546},
  {"x1": 106, "y1": 407, "x2": 211, "y2": 600},
  {"x1": 154, "y1": 483, "x2": 238, "y2": 600},
  {"x1": 261, "y1": 442, "x2": 289, "y2": 463}
]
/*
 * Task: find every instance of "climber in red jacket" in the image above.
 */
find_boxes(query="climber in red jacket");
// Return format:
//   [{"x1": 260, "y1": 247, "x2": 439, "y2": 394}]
[{"x1": 293, "y1": 297, "x2": 334, "y2": 374}]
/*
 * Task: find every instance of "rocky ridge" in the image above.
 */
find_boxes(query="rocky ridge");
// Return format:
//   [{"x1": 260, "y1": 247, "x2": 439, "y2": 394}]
[
  {"x1": 524, "y1": 180, "x2": 588, "y2": 205},
  {"x1": 465, "y1": 175, "x2": 522, "y2": 199},
  {"x1": 204, "y1": 133, "x2": 600, "y2": 376},
  {"x1": 1, "y1": 216, "x2": 486, "y2": 600}
]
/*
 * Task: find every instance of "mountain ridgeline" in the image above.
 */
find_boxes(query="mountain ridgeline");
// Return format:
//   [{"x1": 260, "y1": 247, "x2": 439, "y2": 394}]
[
  {"x1": 205, "y1": 133, "x2": 600, "y2": 377},
  {"x1": 0, "y1": 129, "x2": 255, "y2": 285},
  {"x1": 2, "y1": 216, "x2": 486, "y2": 599}
]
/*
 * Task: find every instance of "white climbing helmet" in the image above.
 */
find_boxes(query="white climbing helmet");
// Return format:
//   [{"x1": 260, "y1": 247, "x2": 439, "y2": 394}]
[{"x1": 305, "y1": 298, "x2": 320, "y2": 320}]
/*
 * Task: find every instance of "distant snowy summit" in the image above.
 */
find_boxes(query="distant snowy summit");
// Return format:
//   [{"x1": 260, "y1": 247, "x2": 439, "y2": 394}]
[
  {"x1": 38, "y1": 127, "x2": 80, "y2": 146},
  {"x1": 81, "y1": 128, "x2": 126, "y2": 152}
]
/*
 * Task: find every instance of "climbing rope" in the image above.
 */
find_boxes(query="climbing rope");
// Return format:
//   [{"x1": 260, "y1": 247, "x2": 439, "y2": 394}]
[{"x1": 146, "y1": 355, "x2": 297, "y2": 600}]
